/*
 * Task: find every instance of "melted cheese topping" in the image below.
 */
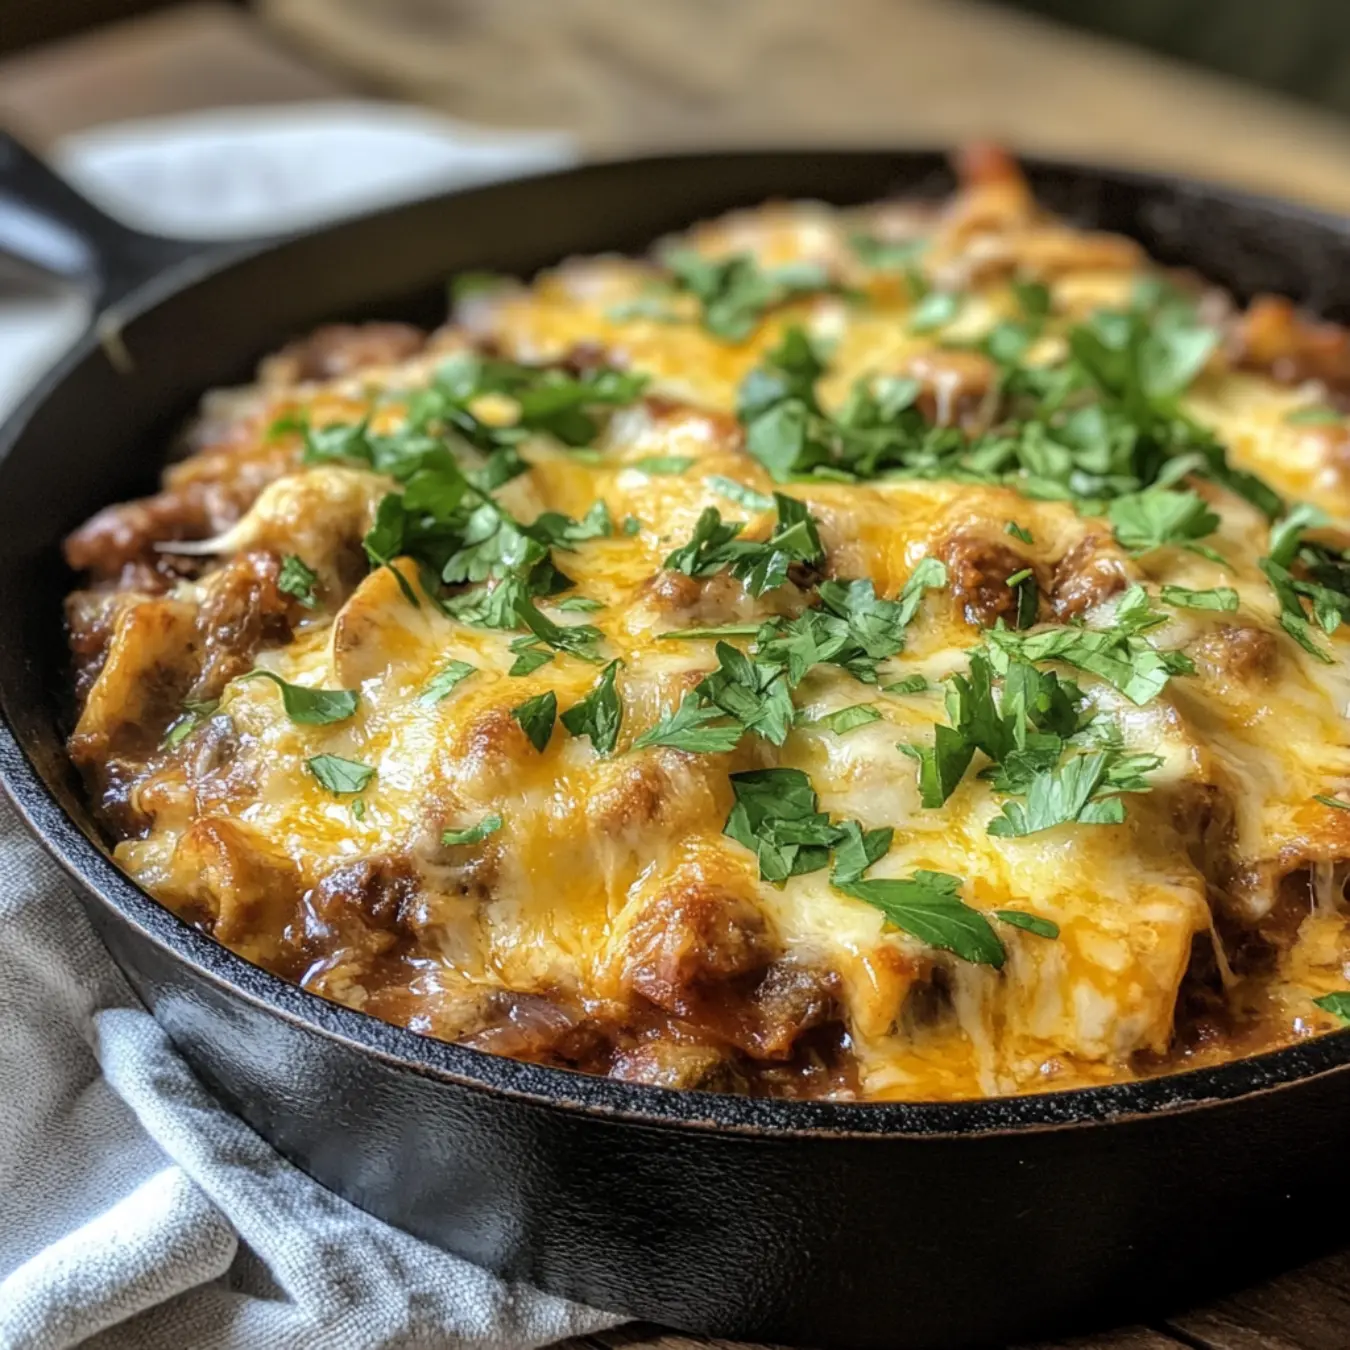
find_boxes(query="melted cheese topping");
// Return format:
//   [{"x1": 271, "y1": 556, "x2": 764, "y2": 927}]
[{"x1": 66, "y1": 161, "x2": 1350, "y2": 1101}]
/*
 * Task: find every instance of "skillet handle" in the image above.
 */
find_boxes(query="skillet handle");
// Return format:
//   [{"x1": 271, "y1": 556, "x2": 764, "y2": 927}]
[{"x1": 0, "y1": 130, "x2": 210, "y2": 307}]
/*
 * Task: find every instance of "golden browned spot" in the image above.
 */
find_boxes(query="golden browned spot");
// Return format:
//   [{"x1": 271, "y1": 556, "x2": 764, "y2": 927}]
[
  {"x1": 261, "y1": 322, "x2": 427, "y2": 385},
  {"x1": 937, "y1": 529, "x2": 1041, "y2": 628},
  {"x1": 1050, "y1": 534, "x2": 1133, "y2": 620}
]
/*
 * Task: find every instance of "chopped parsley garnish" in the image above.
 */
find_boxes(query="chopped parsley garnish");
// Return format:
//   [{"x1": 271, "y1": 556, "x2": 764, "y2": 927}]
[
  {"x1": 721, "y1": 768, "x2": 895, "y2": 891},
  {"x1": 705, "y1": 475, "x2": 775, "y2": 511},
  {"x1": 511, "y1": 690, "x2": 557, "y2": 752},
  {"x1": 663, "y1": 249, "x2": 834, "y2": 341},
  {"x1": 838, "y1": 871, "x2": 1005, "y2": 968},
  {"x1": 984, "y1": 585, "x2": 1193, "y2": 706},
  {"x1": 1287, "y1": 406, "x2": 1344, "y2": 426},
  {"x1": 442, "y1": 814, "x2": 503, "y2": 846},
  {"x1": 662, "y1": 494, "x2": 824, "y2": 597},
  {"x1": 903, "y1": 644, "x2": 1164, "y2": 835},
  {"x1": 633, "y1": 455, "x2": 695, "y2": 475},
  {"x1": 1160, "y1": 584, "x2": 1239, "y2": 612},
  {"x1": 883, "y1": 673, "x2": 929, "y2": 695},
  {"x1": 717, "y1": 765, "x2": 1005, "y2": 967},
  {"x1": 1108, "y1": 486, "x2": 1221, "y2": 558},
  {"x1": 1005, "y1": 521, "x2": 1034, "y2": 544},
  {"x1": 420, "y1": 660, "x2": 476, "y2": 703},
  {"x1": 986, "y1": 744, "x2": 1157, "y2": 838},
  {"x1": 1314, "y1": 793, "x2": 1350, "y2": 812},
  {"x1": 1259, "y1": 503, "x2": 1350, "y2": 662},
  {"x1": 804, "y1": 703, "x2": 883, "y2": 735},
  {"x1": 622, "y1": 515, "x2": 642, "y2": 536},
  {"x1": 848, "y1": 233, "x2": 927, "y2": 271},
  {"x1": 631, "y1": 693, "x2": 743, "y2": 754},
  {"x1": 306, "y1": 754, "x2": 375, "y2": 795},
  {"x1": 241, "y1": 671, "x2": 359, "y2": 725},
  {"x1": 657, "y1": 623, "x2": 763, "y2": 641},
  {"x1": 507, "y1": 637, "x2": 555, "y2": 677},
  {"x1": 556, "y1": 595, "x2": 604, "y2": 613},
  {"x1": 560, "y1": 660, "x2": 623, "y2": 755},
  {"x1": 995, "y1": 909, "x2": 1060, "y2": 939},
  {"x1": 696, "y1": 642, "x2": 795, "y2": 746},
  {"x1": 730, "y1": 285, "x2": 1274, "y2": 529},
  {"x1": 1314, "y1": 992, "x2": 1350, "y2": 1024},
  {"x1": 723, "y1": 768, "x2": 851, "y2": 883},
  {"x1": 450, "y1": 270, "x2": 512, "y2": 304},
  {"x1": 298, "y1": 353, "x2": 644, "y2": 627},
  {"x1": 278, "y1": 554, "x2": 319, "y2": 608},
  {"x1": 161, "y1": 697, "x2": 220, "y2": 750},
  {"x1": 908, "y1": 289, "x2": 963, "y2": 334}
]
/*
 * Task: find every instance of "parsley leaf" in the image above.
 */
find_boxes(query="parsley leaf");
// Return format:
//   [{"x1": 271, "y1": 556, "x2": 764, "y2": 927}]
[
  {"x1": 883, "y1": 673, "x2": 928, "y2": 695},
  {"x1": 511, "y1": 690, "x2": 557, "y2": 752},
  {"x1": 1005, "y1": 521, "x2": 1034, "y2": 544},
  {"x1": 1259, "y1": 503, "x2": 1350, "y2": 662},
  {"x1": 986, "y1": 747, "x2": 1149, "y2": 838},
  {"x1": 723, "y1": 768, "x2": 843, "y2": 883},
  {"x1": 985, "y1": 585, "x2": 1194, "y2": 705},
  {"x1": 657, "y1": 623, "x2": 763, "y2": 641},
  {"x1": 696, "y1": 641, "x2": 795, "y2": 745},
  {"x1": 829, "y1": 819, "x2": 895, "y2": 886},
  {"x1": 995, "y1": 909, "x2": 1060, "y2": 939},
  {"x1": 161, "y1": 697, "x2": 220, "y2": 750},
  {"x1": 241, "y1": 671, "x2": 359, "y2": 725},
  {"x1": 664, "y1": 249, "x2": 833, "y2": 341},
  {"x1": 307, "y1": 754, "x2": 375, "y2": 795},
  {"x1": 556, "y1": 595, "x2": 604, "y2": 613},
  {"x1": 662, "y1": 495, "x2": 824, "y2": 596},
  {"x1": 633, "y1": 455, "x2": 695, "y2": 475},
  {"x1": 442, "y1": 814, "x2": 503, "y2": 846},
  {"x1": 1287, "y1": 406, "x2": 1344, "y2": 426},
  {"x1": 706, "y1": 475, "x2": 775, "y2": 511},
  {"x1": 1108, "y1": 487, "x2": 1220, "y2": 556},
  {"x1": 1314, "y1": 991, "x2": 1350, "y2": 1024},
  {"x1": 420, "y1": 660, "x2": 476, "y2": 704},
  {"x1": 837, "y1": 871, "x2": 1005, "y2": 968},
  {"x1": 849, "y1": 233, "x2": 927, "y2": 270},
  {"x1": 908, "y1": 289, "x2": 963, "y2": 334},
  {"x1": 507, "y1": 638, "x2": 555, "y2": 677},
  {"x1": 631, "y1": 693, "x2": 742, "y2": 754},
  {"x1": 278, "y1": 554, "x2": 319, "y2": 608},
  {"x1": 1160, "y1": 584, "x2": 1239, "y2": 612},
  {"x1": 560, "y1": 660, "x2": 623, "y2": 754},
  {"x1": 806, "y1": 703, "x2": 883, "y2": 735}
]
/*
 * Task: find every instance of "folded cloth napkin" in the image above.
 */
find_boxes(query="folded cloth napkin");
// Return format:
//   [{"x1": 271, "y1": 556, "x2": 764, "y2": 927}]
[
  {"x1": 0, "y1": 104, "x2": 622, "y2": 1350},
  {"x1": 0, "y1": 792, "x2": 623, "y2": 1350}
]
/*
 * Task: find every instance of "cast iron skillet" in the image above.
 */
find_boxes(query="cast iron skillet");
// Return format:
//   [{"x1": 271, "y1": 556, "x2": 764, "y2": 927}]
[{"x1": 3, "y1": 131, "x2": 1350, "y2": 1350}]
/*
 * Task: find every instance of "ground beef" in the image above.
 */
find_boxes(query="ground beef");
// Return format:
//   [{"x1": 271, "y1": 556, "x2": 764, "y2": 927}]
[
  {"x1": 938, "y1": 531, "x2": 1041, "y2": 628},
  {"x1": 1192, "y1": 625, "x2": 1281, "y2": 684},
  {"x1": 1050, "y1": 534, "x2": 1131, "y2": 619},
  {"x1": 189, "y1": 550, "x2": 300, "y2": 701},
  {"x1": 623, "y1": 883, "x2": 777, "y2": 1018}
]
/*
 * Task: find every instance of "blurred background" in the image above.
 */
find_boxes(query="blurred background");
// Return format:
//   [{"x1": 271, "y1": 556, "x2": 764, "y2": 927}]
[
  {"x1": 7, "y1": 0, "x2": 1350, "y2": 410},
  {"x1": 6, "y1": 0, "x2": 1350, "y2": 203}
]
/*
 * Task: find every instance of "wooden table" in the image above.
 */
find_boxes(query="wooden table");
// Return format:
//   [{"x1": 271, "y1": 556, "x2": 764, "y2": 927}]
[{"x1": 3, "y1": 5, "x2": 1350, "y2": 1346}]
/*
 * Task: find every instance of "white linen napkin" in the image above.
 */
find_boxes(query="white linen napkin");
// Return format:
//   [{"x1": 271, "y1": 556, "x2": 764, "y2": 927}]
[
  {"x1": 0, "y1": 796, "x2": 622, "y2": 1349},
  {"x1": 0, "y1": 104, "x2": 624, "y2": 1350}
]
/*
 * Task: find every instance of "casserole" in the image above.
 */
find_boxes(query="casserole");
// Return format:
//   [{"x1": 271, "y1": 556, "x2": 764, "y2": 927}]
[{"x1": 4, "y1": 133, "x2": 1350, "y2": 1347}]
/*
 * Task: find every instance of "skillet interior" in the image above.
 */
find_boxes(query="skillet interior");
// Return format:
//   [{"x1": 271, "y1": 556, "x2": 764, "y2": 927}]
[{"x1": 5, "y1": 151, "x2": 1350, "y2": 1347}]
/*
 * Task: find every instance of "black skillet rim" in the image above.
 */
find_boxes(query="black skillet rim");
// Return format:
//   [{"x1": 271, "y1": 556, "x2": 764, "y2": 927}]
[{"x1": 3, "y1": 148, "x2": 1350, "y2": 1140}]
